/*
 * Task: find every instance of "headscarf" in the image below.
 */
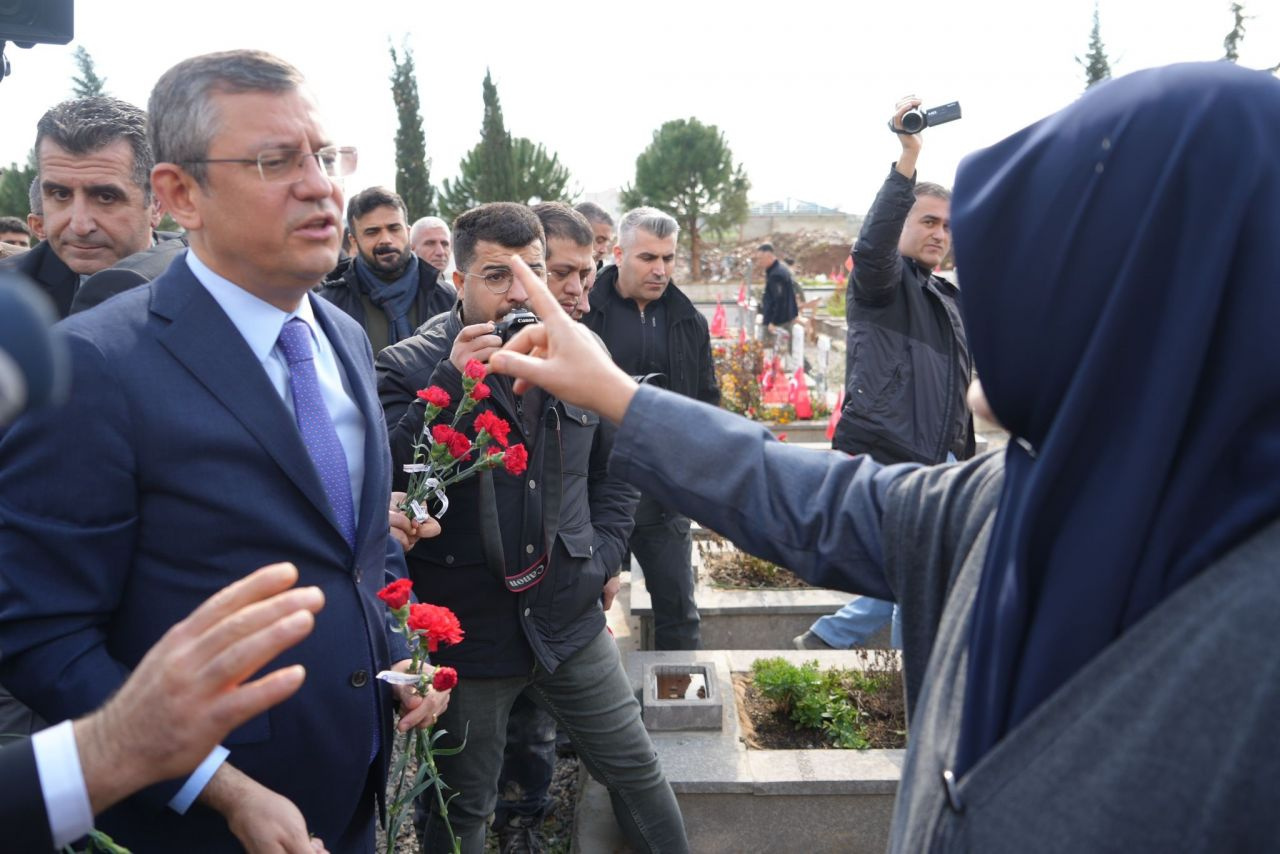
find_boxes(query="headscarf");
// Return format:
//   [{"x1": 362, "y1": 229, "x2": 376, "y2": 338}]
[{"x1": 952, "y1": 62, "x2": 1280, "y2": 774}]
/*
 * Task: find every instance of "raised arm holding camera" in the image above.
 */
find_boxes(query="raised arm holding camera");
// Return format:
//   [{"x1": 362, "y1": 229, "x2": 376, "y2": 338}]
[{"x1": 798, "y1": 97, "x2": 976, "y2": 653}]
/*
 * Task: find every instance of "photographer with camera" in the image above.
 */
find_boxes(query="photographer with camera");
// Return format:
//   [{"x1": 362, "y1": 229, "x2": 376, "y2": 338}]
[
  {"x1": 799, "y1": 97, "x2": 975, "y2": 652},
  {"x1": 375, "y1": 202, "x2": 684, "y2": 854}
]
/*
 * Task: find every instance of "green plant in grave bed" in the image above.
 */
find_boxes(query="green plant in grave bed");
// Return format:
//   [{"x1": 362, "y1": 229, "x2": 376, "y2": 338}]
[{"x1": 750, "y1": 657, "x2": 896, "y2": 749}]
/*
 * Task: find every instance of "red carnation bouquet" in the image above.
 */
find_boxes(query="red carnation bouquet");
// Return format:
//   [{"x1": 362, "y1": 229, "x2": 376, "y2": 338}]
[
  {"x1": 400, "y1": 359, "x2": 529, "y2": 524},
  {"x1": 376, "y1": 579, "x2": 466, "y2": 853}
]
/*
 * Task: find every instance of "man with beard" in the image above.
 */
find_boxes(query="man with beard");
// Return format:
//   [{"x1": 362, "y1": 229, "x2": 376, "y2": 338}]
[
  {"x1": 318, "y1": 187, "x2": 456, "y2": 352},
  {"x1": 377, "y1": 202, "x2": 685, "y2": 854}
]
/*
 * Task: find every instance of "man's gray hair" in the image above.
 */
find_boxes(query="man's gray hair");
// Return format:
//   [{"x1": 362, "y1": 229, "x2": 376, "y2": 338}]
[
  {"x1": 149, "y1": 50, "x2": 306, "y2": 186},
  {"x1": 574, "y1": 201, "x2": 614, "y2": 228},
  {"x1": 914, "y1": 182, "x2": 952, "y2": 202},
  {"x1": 35, "y1": 96, "x2": 153, "y2": 204},
  {"x1": 28, "y1": 177, "x2": 42, "y2": 216},
  {"x1": 410, "y1": 216, "x2": 450, "y2": 244},
  {"x1": 618, "y1": 206, "x2": 679, "y2": 250}
]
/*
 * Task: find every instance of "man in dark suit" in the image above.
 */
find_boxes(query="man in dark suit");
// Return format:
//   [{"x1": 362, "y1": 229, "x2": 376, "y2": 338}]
[
  {"x1": 0, "y1": 50, "x2": 447, "y2": 852},
  {"x1": 0, "y1": 96, "x2": 160, "y2": 318},
  {"x1": 70, "y1": 234, "x2": 189, "y2": 314}
]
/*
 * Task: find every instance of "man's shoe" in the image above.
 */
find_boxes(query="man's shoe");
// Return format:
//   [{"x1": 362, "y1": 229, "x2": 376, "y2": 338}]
[{"x1": 793, "y1": 630, "x2": 834, "y2": 651}]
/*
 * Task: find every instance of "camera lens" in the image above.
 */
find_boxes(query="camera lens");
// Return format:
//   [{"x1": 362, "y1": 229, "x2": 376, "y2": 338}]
[{"x1": 900, "y1": 108, "x2": 926, "y2": 134}]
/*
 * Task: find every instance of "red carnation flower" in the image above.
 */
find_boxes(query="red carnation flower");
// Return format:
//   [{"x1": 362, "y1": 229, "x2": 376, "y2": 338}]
[
  {"x1": 431, "y1": 424, "x2": 457, "y2": 445},
  {"x1": 407, "y1": 603, "x2": 465, "y2": 652},
  {"x1": 470, "y1": 382, "x2": 491, "y2": 402},
  {"x1": 464, "y1": 359, "x2": 486, "y2": 380},
  {"x1": 432, "y1": 666, "x2": 459, "y2": 692},
  {"x1": 376, "y1": 578, "x2": 414, "y2": 610},
  {"x1": 416, "y1": 386, "x2": 451, "y2": 408},
  {"x1": 446, "y1": 431, "x2": 472, "y2": 460},
  {"x1": 503, "y1": 443, "x2": 528, "y2": 476},
  {"x1": 474, "y1": 410, "x2": 511, "y2": 448}
]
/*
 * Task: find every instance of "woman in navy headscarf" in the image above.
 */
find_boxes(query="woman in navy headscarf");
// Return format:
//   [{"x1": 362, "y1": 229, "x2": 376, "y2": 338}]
[{"x1": 491, "y1": 61, "x2": 1280, "y2": 852}]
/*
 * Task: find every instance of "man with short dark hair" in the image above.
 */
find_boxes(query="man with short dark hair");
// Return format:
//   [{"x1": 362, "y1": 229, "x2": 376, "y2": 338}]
[
  {"x1": 583, "y1": 206, "x2": 719, "y2": 651},
  {"x1": 754, "y1": 242, "x2": 798, "y2": 339},
  {"x1": 377, "y1": 202, "x2": 686, "y2": 854},
  {"x1": 318, "y1": 186, "x2": 455, "y2": 352},
  {"x1": 0, "y1": 50, "x2": 448, "y2": 851},
  {"x1": 798, "y1": 97, "x2": 974, "y2": 653},
  {"x1": 0, "y1": 96, "x2": 162, "y2": 318},
  {"x1": 0, "y1": 216, "x2": 31, "y2": 248}
]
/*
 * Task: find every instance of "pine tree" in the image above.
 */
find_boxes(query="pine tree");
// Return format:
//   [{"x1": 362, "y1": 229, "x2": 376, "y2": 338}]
[
  {"x1": 71, "y1": 46, "x2": 108, "y2": 97},
  {"x1": 388, "y1": 42, "x2": 434, "y2": 219},
  {"x1": 1223, "y1": 2, "x2": 1247, "y2": 63},
  {"x1": 474, "y1": 69, "x2": 515, "y2": 204},
  {"x1": 438, "y1": 71, "x2": 574, "y2": 222},
  {"x1": 1076, "y1": 4, "x2": 1112, "y2": 90},
  {"x1": 620, "y1": 117, "x2": 750, "y2": 281},
  {"x1": 0, "y1": 150, "x2": 38, "y2": 218}
]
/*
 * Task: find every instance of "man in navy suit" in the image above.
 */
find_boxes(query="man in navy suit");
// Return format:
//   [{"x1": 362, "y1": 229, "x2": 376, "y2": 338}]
[{"x1": 0, "y1": 50, "x2": 446, "y2": 852}]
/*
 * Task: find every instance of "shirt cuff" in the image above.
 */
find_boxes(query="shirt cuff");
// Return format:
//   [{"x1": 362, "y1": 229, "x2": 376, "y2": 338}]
[
  {"x1": 167, "y1": 746, "x2": 230, "y2": 814},
  {"x1": 33, "y1": 720, "x2": 94, "y2": 849}
]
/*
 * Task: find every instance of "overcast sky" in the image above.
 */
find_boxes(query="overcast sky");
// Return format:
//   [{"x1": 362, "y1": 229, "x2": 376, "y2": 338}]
[{"x1": 1, "y1": 0, "x2": 1276, "y2": 215}]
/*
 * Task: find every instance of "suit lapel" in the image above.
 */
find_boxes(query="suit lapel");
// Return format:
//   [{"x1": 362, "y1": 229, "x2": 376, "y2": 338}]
[
  {"x1": 36, "y1": 243, "x2": 79, "y2": 318},
  {"x1": 311, "y1": 295, "x2": 383, "y2": 557},
  {"x1": 150, "y1": 262, "x2": 345, "y2": 541}
]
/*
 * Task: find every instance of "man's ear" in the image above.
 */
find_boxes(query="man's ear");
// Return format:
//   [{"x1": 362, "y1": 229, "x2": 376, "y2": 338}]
[
  {"x1": 612, "y1": 243, "x2": 623, "y2": 266},
  {"x1": 452, "y1": 269, "x2": 466, "y2": 293},
  {"x1": 150, "y1": 163, "x2": 203, "y2": 232}
]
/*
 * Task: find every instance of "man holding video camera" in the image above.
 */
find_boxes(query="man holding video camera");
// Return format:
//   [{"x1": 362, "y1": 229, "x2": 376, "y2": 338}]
[
  {"x1": 803, "y1": 98, "x2": 974, "y2": 652},
  {"x1": 375, "y1": 202, "x2": 685, "y2": 854}
]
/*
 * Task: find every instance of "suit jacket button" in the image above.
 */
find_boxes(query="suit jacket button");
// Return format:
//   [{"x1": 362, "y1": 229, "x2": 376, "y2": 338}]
[
  {"x1": 350, "y1": 669, "x2": 369, "y2": 688},
  {"x1": 445, "y1": 555, "x2": 455, "y2": 565}
]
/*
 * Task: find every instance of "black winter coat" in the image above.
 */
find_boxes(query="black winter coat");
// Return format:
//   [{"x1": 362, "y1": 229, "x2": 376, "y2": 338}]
[
  {"x1": 317, "y1": 257, "x2": 456, "y2": 353},
  {"x1": 584, "y1": 265, "x2": 720, "y2": 405},
  {"x1": 375, "y1": 308, "x2": 638, "y2": 677},
  {"x1": 834, "y1": 168, "x2": 974, "y2": 464}
]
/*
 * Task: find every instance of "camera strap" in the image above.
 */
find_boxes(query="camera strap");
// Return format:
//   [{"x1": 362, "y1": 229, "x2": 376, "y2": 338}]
[
  {"x1": 478, "y1": 405, "x2": 563, "y2": 594},
  {"x1": 886, "y1": 121, "x2": 916, "y2": 136}
]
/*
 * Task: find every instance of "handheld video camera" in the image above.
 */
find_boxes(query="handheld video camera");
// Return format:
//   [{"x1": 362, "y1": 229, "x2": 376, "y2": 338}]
[
  {"x1": 893, "y1": 101, "x2": 963, "y2": 135},
  {"x1": 494, "y1": 309, "x2": 540, "y2": 343}
]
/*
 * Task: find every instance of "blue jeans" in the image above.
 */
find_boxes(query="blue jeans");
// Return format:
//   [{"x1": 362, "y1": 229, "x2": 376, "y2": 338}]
[
  {"x1": 631, "y1": 493, "x2": 699, "y2": 650},
  {"x1": 418, "y1": 629, "x2": 688, "y2": 853},
  {"x1": 810, "y1": 596, "x2": 903, "y2": 649}
]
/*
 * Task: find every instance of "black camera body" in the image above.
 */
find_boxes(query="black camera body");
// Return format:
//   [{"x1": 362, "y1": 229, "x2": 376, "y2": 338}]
[
  {"x1": 494, "y1": 309, "x2": 540, "y2": 343},
  {"x1": 897, "y1": 101, "x2": 963, "y2": 135}
]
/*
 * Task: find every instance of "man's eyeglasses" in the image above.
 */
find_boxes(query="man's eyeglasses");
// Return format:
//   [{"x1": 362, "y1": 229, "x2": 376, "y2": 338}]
[
  {"x1": 182, "y1": 146, "x2": 358, "y2": 183},
  {"x1": 464, "y1": 265, "x2": 544, "y2": 295}
]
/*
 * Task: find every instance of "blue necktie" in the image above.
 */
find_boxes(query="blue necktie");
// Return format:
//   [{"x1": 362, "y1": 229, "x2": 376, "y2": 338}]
[{"x1": 277, "y1": 318, "x2": 357, "y2": 551}]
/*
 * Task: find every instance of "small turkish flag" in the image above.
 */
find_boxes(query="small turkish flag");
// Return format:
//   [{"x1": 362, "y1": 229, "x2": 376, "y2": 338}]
[{"x1": 710, "y1": 299, "x2": 728, "y2": 337}]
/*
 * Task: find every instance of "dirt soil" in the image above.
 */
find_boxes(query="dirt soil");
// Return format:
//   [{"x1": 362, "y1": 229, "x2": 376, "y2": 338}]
[
  {"x1": 696, "y1": 537, "x2": 811, "y2": 589},
  {"x1": 733, "y1": 671, "x2": 907, "y2": 751}
]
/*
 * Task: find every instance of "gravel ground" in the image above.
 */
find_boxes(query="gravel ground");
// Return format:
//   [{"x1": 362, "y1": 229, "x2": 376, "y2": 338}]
[{"x1": 376, "y1": 741, "x2": 581, "y2": 853}]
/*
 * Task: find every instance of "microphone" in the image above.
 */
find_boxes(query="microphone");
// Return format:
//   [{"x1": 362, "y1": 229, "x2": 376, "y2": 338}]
[{"x1": 0, "y1": 271, "x2": 68, "y2": 426}]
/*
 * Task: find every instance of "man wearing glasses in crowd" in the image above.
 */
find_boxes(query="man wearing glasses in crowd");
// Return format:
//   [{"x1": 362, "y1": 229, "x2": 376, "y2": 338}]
[
  {"x1": 376, "y1": 202, "x2": 687, "y2": 854},
  {"x1": 0, "y1": 50, "x2": 448, "y2": 852}
]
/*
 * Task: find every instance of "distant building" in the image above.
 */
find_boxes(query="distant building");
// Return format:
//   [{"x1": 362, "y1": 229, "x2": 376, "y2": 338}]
[{"x1": 743, "y1": 198, "x2": 862, "y2": 241}]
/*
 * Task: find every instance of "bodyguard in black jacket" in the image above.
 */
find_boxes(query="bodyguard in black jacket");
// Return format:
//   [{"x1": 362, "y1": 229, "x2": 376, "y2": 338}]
[{"x1": 833, "y1": 98, "x2": 974, "y2": 465}]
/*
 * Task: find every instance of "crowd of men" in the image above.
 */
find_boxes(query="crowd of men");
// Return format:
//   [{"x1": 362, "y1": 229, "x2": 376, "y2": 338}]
[{"x1": 0, "y1": 46, "x2": 973, "y2": 854}]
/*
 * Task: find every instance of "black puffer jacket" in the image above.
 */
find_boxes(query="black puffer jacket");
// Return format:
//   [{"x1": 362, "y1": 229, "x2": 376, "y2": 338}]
[
  {"x1": 584, "y1": 265, "x2": 720, "y2": 404},
  {"x1": 375, "y1": 308, "x2": 638, "y2": 677},
  {"x1": 834, "y1": 168, "x2": 974, "y2": 464}
]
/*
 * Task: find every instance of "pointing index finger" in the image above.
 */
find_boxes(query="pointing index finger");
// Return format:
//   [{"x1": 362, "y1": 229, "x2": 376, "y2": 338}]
[{"x1": 510, "y1": 255, "x2": 568, "y2": 325}]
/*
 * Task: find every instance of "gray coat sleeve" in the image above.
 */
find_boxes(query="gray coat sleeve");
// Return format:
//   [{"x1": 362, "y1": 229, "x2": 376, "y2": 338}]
[{"x1": 609, "y1": 384, "x2": 907, "y2": 599}]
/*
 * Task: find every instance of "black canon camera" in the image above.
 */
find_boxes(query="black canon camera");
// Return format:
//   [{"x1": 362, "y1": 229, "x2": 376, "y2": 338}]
[
  {"x1": 892, "y1": 101, "x2": 962, "y2": 135},
  {"x1": 494, "y1": 309, "x2": 540, "y2": 343}
]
